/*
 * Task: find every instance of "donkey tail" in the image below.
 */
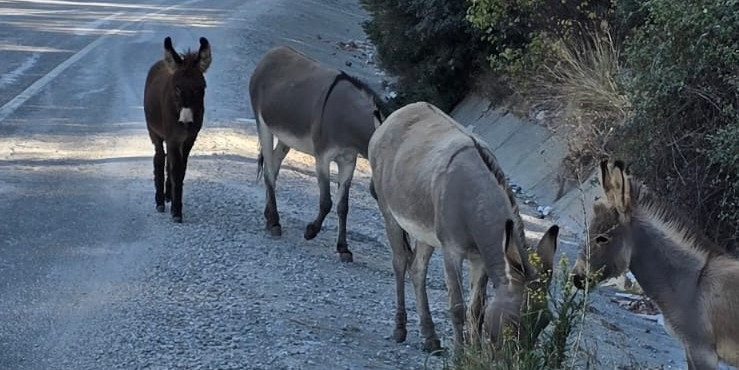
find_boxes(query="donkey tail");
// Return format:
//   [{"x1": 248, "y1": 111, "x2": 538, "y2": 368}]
[
  {"x1": 403, "y1": 229, "x2": 412, "y2": 250},
  {"x1": 369, "y1": 179, "x2": 378, "y2": 201},
  {"x1": 256, "y1": 151, "x2": 264, "y2": 182}
]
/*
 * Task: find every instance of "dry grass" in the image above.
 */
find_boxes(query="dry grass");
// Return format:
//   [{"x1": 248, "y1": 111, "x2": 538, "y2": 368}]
[{"x1": 532, "y1": 28, "x2": 630, "y2": 179}]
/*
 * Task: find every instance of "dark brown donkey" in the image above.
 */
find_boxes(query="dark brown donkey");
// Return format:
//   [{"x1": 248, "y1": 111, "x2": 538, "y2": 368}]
[
  {"x1": 572, "y1": 160, "x2": 739, "y2": 370},
  {"x1": 144, "y1": 37, "x2": 211, "y2": 223},
  {"x1": 249, "y1": 46, "x2": 385, "y2": 262}
]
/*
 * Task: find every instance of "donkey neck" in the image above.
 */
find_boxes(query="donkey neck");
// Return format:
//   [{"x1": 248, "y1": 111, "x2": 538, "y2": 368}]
[{"x1": 627, "y1": 207, "x2": 708, "y2": 309}]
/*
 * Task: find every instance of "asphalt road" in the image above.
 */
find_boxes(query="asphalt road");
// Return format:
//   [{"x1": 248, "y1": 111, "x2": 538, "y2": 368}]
[
  {"x1": 0, "y1": 1, "x2": 406, "y2": 369},
  {"x1": 0, "y1": 1, "x2": 698, "y2": 369}
]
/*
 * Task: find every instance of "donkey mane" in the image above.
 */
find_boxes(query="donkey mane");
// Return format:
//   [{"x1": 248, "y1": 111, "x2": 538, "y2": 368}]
[
  {"x1": 179, "y1": 49, "x2": 201, "y2": 68},
  {"x1": 330, "y1": 71, "x2": 391, "y2": 120},
  {"x1": 470, "y1": 136, "x2": 529, "y2": 257},
  {"x1": 631, "y1": 179, "x2": 725, "y2": 256}
]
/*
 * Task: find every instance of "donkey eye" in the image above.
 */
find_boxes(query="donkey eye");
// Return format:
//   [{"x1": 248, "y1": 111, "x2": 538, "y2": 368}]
[{"x1": 595, "y1": 235, "x2": 609, "y2": 243}]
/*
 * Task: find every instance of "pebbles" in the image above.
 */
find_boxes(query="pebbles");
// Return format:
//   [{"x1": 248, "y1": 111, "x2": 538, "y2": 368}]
[{"x1": 44, "y1": 156, "x2": 449, "y2": 369}]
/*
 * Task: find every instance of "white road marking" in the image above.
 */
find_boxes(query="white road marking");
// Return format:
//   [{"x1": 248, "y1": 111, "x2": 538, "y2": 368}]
[
  {"x1": 16, "y1": 0, "x2": 165, "y2": 10},
  {"x1": 73, "y1": 11, "x2": 120, "y2": 36},
  {"x1": 0, "y1": 53, "x2": 40, "y2": 89},
  {"x1": 0, "y1": 0, "x2": 202, "y2": 123}
]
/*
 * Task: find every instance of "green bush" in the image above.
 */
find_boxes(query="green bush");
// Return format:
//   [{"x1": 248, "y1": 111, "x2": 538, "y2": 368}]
[
  {"x1": 360, "y1": 0, "x2": 488, "y2": 111},
  {"x1": 708, "y1": 122, "x2": 739, "y2": 239},
  {"x1": 619, "y1": 0, "x2": 739, "y2": 243},
  {"x1": 362, "y1": 0, "x2": 738, "y2": 244},
  {"x1": 447, "y1": 257, "x2": 587, "y2": 370},
  {"x1": 466, "y1": 0, "x2": 615, "y2": 79}
]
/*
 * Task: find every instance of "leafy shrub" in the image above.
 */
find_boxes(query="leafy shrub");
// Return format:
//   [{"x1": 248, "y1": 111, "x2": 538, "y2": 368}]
[
  {"x1": 447, "y1": 257, "x2": 587, "y2": 370},
  {"x1": 466, "y1": 0, "x2": 629, "y2": 182},
  {"x1": 618, "y1": 0, "x2": 739, "y2": 243},
  {"x1": 466, "y1": 0, "x2": 615, "y2": 79},
  {"x1": 360, "y1": 0, "x2": 489, "y2": 111}
]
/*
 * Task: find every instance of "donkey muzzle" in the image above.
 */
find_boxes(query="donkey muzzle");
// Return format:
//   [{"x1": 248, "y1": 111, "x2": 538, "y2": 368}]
[
  {"x1": 178, "y1": 107, "x2": 194, "y2": 125},
  {"x1": 572, "y1": 273, "x2": 586, "y2": 290}
]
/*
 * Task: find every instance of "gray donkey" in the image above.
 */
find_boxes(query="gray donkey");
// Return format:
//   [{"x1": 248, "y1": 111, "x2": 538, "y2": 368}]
[
  {"x1": 249, "y1": 46, "x2": 385, "y2": 262},
  {"x1": 369, "y1": 102, "x2": 559, "y2": 352},
  {"x1": 573, "y1": 160, "x2": 739, "y2": 369}
]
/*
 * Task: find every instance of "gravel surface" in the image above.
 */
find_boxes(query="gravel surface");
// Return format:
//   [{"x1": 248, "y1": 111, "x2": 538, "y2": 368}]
[{"x1": 0, "y1": 1, "x2": 726, "y2": 369}]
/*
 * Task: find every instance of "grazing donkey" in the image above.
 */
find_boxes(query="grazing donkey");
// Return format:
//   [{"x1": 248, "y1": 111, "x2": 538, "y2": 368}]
[
  {"x1": 572, "y1": 160, "x2": 739, "y2": 370},
  {"x1": 249, "y1": 46, "x2": 385, "y2": 262},
  {"x1": 144, "y1": 36, "x2": 211, "y2": 223},
  {"x1": 369, "y1": 102, "x2": 559, "y2": 352}
]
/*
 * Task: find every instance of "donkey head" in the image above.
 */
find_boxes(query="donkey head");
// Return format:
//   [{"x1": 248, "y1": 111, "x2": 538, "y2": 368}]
[
  {"x1": 163, "y1": 36, "x2": 211, "y2": 125},
  {"x1": 573, "y1": 160, "x2": 633, "y2": 289},
  {"x1": 484, "y1": 219, "x2": 559, "y2": 346}
]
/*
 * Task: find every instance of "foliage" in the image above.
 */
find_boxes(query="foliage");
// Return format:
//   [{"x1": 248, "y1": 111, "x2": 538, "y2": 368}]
[
  {"x1": 465, "y1": 0, "x2": 629, "y2": 180},
  {"x1": 538, "y1": 29, "x2": 629, "y2": 177},
  {"x1": 361, "y1": 0, "x2": 738, "y2": 242},
  {"x1": 360, "y1": 0, "x2": 489, "y2": 111},
  {"x1": 466, "y1": 0, "x2": 615, "y2": 79},
  {"x1": 447, "y1": 257, "x2": 587, "y2": 370},
  {"x1": 618, "y1": 0, "x2": 739, "y2": 243}
]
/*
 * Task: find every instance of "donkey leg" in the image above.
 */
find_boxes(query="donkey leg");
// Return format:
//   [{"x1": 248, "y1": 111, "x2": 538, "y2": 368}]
[
  {"x1": 150, "y1": 135, "x2": 166, "y2": 213},
  {"x1": 410, "y1": 241, "x2": 442, "y2": 353},
  {"x1": 305, "y1": 156, "x2": 332, "y2": 240},
  {"x1": 257, "y1": 118, "x2": 281, "y2": 236},
  {"x1": 164, "y1": 158, "x2": 172, "y2": 203},
  {"x1": 442, "y1": 248, "x2": 466, "y2": 353},
  {"x1": 263, "y1": 141, "x2": 289, "y2": 235},
  {"x1": 167, "y1": 144, "x2": 185, "y2": 223},
  {"x1": 685, "y1": 342, "x2": 719, "y2": 370},
  {"x1": 468, "y1": 257, "x2": 488, "y2": 340},
  {"x1": 182, "y1": 136, "x2": 196, "y2": 177},
  {"x1": 271, "y1": 141, "x2": 290, "y2": 179},
  {"x1": 334, "y1": 154, "x2": 357, "y2": 262},
  {"x1": 383, "y1": 216, "x2": 411, "y2": 343}
]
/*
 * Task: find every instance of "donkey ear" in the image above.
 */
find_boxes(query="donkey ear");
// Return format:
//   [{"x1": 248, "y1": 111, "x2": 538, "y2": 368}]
[
  {"x1": 163, "y1": 37, "x2": 182, "y2": 72},
  {"x1": 536, "y1": 225, "x2": 559, "y2": 274},
  {"x1": 197, "y1": 37, "x2": 212, "y2": 73},
  {"x1": 503, "y1": 219, "x2": 524, "y2": 276},
  {"x1": 599, "y1": 160, "x2": 631, "y2": 215}
]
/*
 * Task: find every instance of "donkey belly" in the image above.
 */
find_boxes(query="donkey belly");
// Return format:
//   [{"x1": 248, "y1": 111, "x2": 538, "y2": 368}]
[
  {"x1": 392, "y1": 211, "x2": 441, "y2": 248},
  {"x1": 258, "y1": 112, "x2": 315, "y2": 155},
  {"x1": 271, "y1": 126, "x2": 314, "y2": 154}
]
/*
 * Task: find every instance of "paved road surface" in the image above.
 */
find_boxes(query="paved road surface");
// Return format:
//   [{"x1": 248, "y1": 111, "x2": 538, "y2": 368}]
[{"x1": 0, "y1": 1, "x2": 693, "y2": 369}]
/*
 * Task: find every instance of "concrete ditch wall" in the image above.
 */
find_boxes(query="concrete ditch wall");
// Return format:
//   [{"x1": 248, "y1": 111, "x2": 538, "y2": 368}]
[{"x1": 450, "y1": 94, "x2": 602, "y2": 237}]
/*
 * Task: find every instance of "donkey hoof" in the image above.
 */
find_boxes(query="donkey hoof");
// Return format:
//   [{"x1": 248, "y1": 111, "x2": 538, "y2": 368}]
[
  {"x1": 304, "y1": 224, "x2": 320, "y2": 240},
  {"x1": 172, "y1": 215, "x2": 183, "y2": 223},
  {"x1": 268, "y1": 224, "x2": 282, "y2": 237},
  {"x1": 423, "y1": 338, "x2": 443, "y2": 354},
  {"x1": 338, "y1": 251, "x2": 353, "y2": 263},
  {"x1": 393, "y1": 328, "x2": 407, "y2": 343},
  {"x1": 156, "y1": 204, "x2": 165, "y2": 213}
]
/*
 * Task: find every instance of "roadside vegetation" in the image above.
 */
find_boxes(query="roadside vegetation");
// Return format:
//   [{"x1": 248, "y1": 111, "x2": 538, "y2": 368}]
[
  {"x1": 444, "y1": 256, "x2": 589, "y2": 370},
  {"x1": 361, "y1": 0, "x2": 737, "y2": 366},
  {"x1": 361, "y1": 0, "x2": 738, "y2": 248}
]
